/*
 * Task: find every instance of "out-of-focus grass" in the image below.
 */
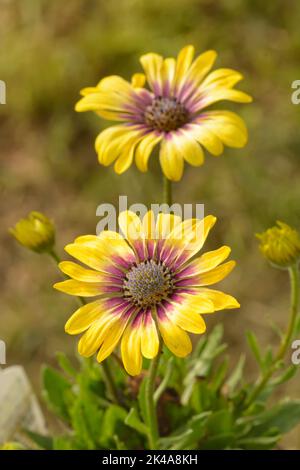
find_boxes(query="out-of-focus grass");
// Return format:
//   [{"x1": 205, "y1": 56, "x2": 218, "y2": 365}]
[{"x1": 1, "y1": 0, "x2": 300, "y2": 447}]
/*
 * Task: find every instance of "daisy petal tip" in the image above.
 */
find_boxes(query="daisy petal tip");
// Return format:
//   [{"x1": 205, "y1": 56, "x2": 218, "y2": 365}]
[{"x1": 53, "y1": 281, "x2": 64, "y2": 292}]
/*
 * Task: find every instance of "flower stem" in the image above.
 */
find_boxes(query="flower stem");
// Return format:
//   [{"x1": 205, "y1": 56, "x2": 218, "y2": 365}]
[
  {"x1": 245, "y1": 263, "x2": 299, "y2": 408},
  {"x1": 49, "y1": 248, "x2": 122, "y2": 405},
  {"x1": 101, "y1": 360, "x2": 123, "y2": 405},
  {"x1": 146, "y1": 340, "x2": 162, "y2": 449},
  {"x1": 163, "y1": 176, "x2": 172, "y2": 207}
]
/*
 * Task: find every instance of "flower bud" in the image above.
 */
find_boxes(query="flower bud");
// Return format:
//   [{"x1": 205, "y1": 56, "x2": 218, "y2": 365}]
[
  {"x1": 257, "y1": 221, "x2": 300, "y2": 268},
  {"x1": 10, "y1": 211, "x2": 55, "y2": 253}
]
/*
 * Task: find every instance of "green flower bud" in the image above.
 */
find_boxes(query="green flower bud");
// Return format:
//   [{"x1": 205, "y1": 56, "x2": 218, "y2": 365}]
[
  {"x1": 257, "y1": 221, "x2": 300, "y2": 268},
  {"x1": 10, "y1": 211, "x2": 55, "y2": 254}
]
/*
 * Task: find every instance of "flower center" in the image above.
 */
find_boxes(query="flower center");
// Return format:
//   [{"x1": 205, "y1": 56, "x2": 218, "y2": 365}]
[
  {"x1": 123, "y1": 260, "x2": 173, "y2": 308},
  {"x1": 144, "y1": 96, "x2": 189, "y2": 132}
]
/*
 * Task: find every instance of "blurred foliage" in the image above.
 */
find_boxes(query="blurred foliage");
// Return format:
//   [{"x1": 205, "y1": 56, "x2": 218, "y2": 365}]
[{"x1": 22, "y1": 325, "x2": 300, "y2": 450}]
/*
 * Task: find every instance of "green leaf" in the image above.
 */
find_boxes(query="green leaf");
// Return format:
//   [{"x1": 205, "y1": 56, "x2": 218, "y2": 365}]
[
  {"x1": 246, "y1": 331, "x2": 264, "y2": 370},
  {"x1": 182, "y1": 325, "x2": 226, "y2": 405},
  {"x1": 70, "y1": 399, "x2": 99, "y2": 449},
  {"x1": 101, "y1": 405, "x2": 127, "y2": 445},
  {"x1": 125, "y1": 407, "x2": 149, "y2": 436},
  {"x1": 42, "y1": 366, "x2": 73, "y2": 420},
  {"x1": 25, "y1": 430, "x2": 53, "y2": 450},
  {"x1": 113, "y1": 435, "x2": 128, "y2": 450},
  {"x1": 201, "y1": 433, "x2": 235, "y2": 450},
  {"x1": 154, "y1": 357, "x2": 174, "y2": 403},
  {"x1": 224, "y1": 354, "x2": 245, "y2": 396},
  {"x1": 210, "y1": 358, "x2": 229, "y2": 393},
  {"x1": 251, "y1": 400, "x2": 300, "y2": 435},
  {"x1": 56, "y1": 352, "x2": 77, "y2": 377},
  {"x1": 237, "y1": 435, "x2": 280, "y2": 450},
  {"x1": 269, "y1": 365, "x2": 297, "y2": 387},
  {"x1": 159, "y1": 429, "x2": 193, "y2": 450},
  {"x1": 205, "y1": 409, "x2": 233, "y2": 435},
  {"x1": 138, "y1": 376, "x2": 149, "y2": 425},
  {"x1": 53, "y1": 436, "x2": 78, "y2": 450}
]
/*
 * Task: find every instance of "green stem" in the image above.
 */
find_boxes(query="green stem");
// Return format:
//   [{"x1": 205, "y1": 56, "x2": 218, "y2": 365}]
[
  {"x1": 146, "y1": 340, "x2": 162, "y2": 449},
  {"x1": 101, "y1": 360, "x2": 123, "y2": 405},
  {"x1": 144, "y1": 176, "x2": 173, "y2": 449},
  {"x1": 154, "y1": 357, "x2": 174, "y2": 404},
  {"x1": 163, "y1": 176, "x2": 172, "y2": 207},
  {"x1": 245, "y1": 264, "x2": 299, "y2": 408},
  {"x1": 49, "y1": 248, "x2": 122, "y2": 405}
]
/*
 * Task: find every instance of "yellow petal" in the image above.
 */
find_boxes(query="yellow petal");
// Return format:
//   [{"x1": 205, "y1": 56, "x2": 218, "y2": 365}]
[
  {"x1": 169, "y1": 215, "x2": 217, "y2": 257},
  {"x1": 158, "y1": 308, "x2": 192, "y2": 357},
  {"x1": 199, "y1": 111, "x2": 248, "y2": 148},
  {"x1": 65, "y1": 300, "x2": 105, "y2": 335},
  {"x1": 198, "y1": 288, "x2": 240, "y2": 310},
  {"x1": 196, "y1": 260, "x2": 236, "y2": 286},
  {"x1": 121, "y1": 317, "x2": 143, "y2": 376},
  {"x1": 118, "y1": 210, "x2": 143, "y2": 244},
  {"x1": 161, "y1": 58, "x2": 176, "y2": 92},
  {"x1": 59, "y1": 261, "x2": 105, "y2": 282},
  {"x1": 186, "y1": 50, "x2": 217, "y2": 87},
  {"x1": 156, "y1": 212, "x2": 182, "y2": 239},
  {"x1": 200, "y1": 68, "x2": 244, "y2": 90},
  {"x1": 97, "y1": 315, "x2": 130, "y2": 363},
  {"x1": 53, "y1": 279, "x2": 107, "y2": 297},
  {"x1": 131, "y1": 73, "x2": 146, "y2": 88},
  {"x1": 78, "y1": 313, "x2": 119, "y2": 357},
  {"x1": 114, "y1": 141, "x2": 137, "y2": 174},
  {"x1": 172, "y1": 306, "x2": 207, "y2": 334},
  {"x1": 159, "y1": 139, "x2": 184, "y2": 182},
  {"x1": 65, "y1": 236, "x2": 134, "y2": 272},
  {"x1": 140, "y1": 53, "x2": 163, "y2": 92},
  {"x1": 96, "y1": 75, "x2": 134, "y2": 95},
  {"x1": 187, "y1": 123, "x2": 224, "y2": 156},
  {"x1": 184, "y1": 246, "x2": 231, "y2": 274},
  {"x1": 173, "y1": 131, "x2": 204, "y2": 167},
  {"x1": 174, "y1": 45, "x2": 195, "y2": 89},
  {"x1": 141, "y1": 312, "x2": 159, "y2": 359},
  {"x1": 142, "y1": 210, "x2": 156, "y2": 239},
  {"x1": 135, "y1": 133, "x2": 161, "y2": 172}
]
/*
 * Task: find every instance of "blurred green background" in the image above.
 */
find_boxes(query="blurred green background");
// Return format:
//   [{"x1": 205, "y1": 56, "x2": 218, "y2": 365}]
[{"x1": 1, "y1": 0, "x2": 300, "y2": 447}]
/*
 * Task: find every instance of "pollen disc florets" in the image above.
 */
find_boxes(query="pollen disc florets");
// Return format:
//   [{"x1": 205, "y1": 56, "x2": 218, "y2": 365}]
[
  {"x1": 144, "y1": 96, "x2": 189, "y2": 132},
  {"x1": 123, "y1": 259, "x2": 174, "y2": 308}
]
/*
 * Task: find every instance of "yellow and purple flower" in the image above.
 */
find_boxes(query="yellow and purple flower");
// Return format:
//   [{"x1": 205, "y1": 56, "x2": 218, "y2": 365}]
[
  {"x1": 75, "y1": 45, "x2": 252, "y2": 181},
  {"x1": 54, "y1": 210, "x2": 239, "y2": 375}
]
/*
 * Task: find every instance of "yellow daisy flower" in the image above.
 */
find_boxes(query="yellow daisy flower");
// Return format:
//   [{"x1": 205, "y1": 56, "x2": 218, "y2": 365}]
[
  {"x1": 75, "y1": 45, "x2": 252, "y2": 181},
  {"x1": 54, "y1": 210, "x2": 239, "y2": 376}
]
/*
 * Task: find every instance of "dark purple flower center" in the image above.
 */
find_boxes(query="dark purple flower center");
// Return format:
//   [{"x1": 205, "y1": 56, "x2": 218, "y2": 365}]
[
  {"x1": 144, "y1": 96, "x2": 189, "y2": 132},
  {"x1": 123, "y1": 259, "x2": 173, "y2": 308}
]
